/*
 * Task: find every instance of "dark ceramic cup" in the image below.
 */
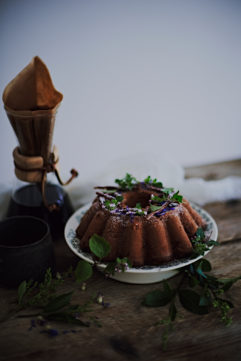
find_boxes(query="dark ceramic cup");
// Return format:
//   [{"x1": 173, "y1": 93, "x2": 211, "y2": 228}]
[{"x1": 0, "y1": 216, "x2": 55, "y2": 287}]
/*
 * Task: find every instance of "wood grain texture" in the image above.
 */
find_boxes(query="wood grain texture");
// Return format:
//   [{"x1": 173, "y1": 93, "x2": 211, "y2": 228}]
[{"x1": 0, "y1": 159, "x2": 241, "y2": 361}]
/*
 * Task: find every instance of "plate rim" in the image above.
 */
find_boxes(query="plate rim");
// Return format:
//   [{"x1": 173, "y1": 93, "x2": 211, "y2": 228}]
[{"x1": 64, "y1": 202, "x2": 218, "y2": 274}]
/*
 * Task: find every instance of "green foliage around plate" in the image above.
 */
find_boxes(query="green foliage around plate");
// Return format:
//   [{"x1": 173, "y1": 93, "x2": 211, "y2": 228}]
[{"x1": 89, "y1": 233, "x2": 111, "y2": 260}]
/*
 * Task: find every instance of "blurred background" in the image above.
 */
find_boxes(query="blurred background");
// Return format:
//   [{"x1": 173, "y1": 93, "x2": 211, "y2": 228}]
[{"x1": 0, "y1": 0, "x2": 241, "y2": 185}]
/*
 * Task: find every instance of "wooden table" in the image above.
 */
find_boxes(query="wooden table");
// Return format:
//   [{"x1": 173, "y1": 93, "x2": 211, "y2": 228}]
[{"x1": 0, "y1": 159, "x2": 241, "y2": 361}]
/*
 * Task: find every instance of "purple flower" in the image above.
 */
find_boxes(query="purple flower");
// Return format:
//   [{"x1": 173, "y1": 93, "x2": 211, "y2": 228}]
[
  {"x1": 48, "y1": 329, "x2": 59, "y2": 337},
  {"x1": 102, "y1": 302, "x2": 110, "y2": 308},
  {"x1": 28, "y1": 319, "x2": 36, "y2": 331}
]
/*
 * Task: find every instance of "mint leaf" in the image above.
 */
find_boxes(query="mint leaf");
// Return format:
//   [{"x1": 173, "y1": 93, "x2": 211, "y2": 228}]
[
  {"x1": 143, "y1": 283, "x2": 174, "y2": 307},
  {"x1": 102, "y1": 189, "x2": 117, "y2": 194},
  {"x1": 75, "y1": 260, "x2": 93, "y2": 283},
  {"x1": 218, "y1": 276, "x2": 241, "y2": 291},
  {"x1": 44, "y1": 292, "x2": 73, "y2": 314},
  {"x1": 171, "y1": 191, "x2": 183, "y2": 203},
  {"x1": 151, "y1": 195, "x2": 166, "y2": 203},
  {"x1": 199, "y1": 295, "x2": 211, "y2": 306},
  {"x1": 150, "y1": 205, "x2": 162, "y2": 212},
  {"x1": 89, "y1": 234, "x2": 111, "y2": 259},
  {"x1": 178, "y1": 289, "x2": 209, "y2": 315},
  {"x1": 144, "y1": 175, "x2": 152, "y2": 183},
  {"x1": 115, "y1": 173, "x2": 137, "y2": 190},
  {"x1": 47, "y1": 312, "x2": 90, "y2": 326},
  {"x1": 169, "y1": 302, "x2": 177, "y2": 321},
  {"x1": 152, "y1": 178, "x2": 163, "y2": 188},
  {"x1": 196, "y1": 227, "x2": 205, "y2": 239},
  {"x1": 18, "y1": 280, "x2": 27, "y2": 305},
  {"x1": 162, "y1": 187, "x2": 174, "y2": 194},
  {"x1": 199, "y1": 259, "x2": 212, "y2": 272},
  {"x1": 144, "y1": 176, "x2": 163, "y2": 188}
]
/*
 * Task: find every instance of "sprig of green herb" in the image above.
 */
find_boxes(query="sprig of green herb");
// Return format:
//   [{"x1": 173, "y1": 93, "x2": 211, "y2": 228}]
[
  {"x1": 191, "y1": 228, "x2": 219, "y2": 257},
  {"x1": 104, "y1": 257, "x2": 132, "y2": 276},
  {"x1": 115, "y1": 173, "x2": 137, "y2": 190},
  {"x1": 134, "y1": 202, "x2": 145, "y2": 215},
  {"x1": 15, "y1": 268, "x2": 93, "y2": 327},
  {"x1": 143, "y1": 258, "x2": 241, "y2": 349},
  {"x1": 104, "y1": 195, "x2": 123, "y2": 210},
  {"x1": 144, "y1": 176, "x2": 163, "y2": 188}
]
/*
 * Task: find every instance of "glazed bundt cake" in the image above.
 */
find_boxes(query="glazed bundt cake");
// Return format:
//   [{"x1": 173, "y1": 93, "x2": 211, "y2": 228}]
[{"x1": 76, "y1": 174, "x2": 206, "y2": 266}]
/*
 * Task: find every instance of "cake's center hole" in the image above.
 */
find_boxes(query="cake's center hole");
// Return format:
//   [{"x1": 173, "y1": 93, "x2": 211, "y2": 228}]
[{"x1": 122, "y1": 191, "x2": 152, "y2": 208}]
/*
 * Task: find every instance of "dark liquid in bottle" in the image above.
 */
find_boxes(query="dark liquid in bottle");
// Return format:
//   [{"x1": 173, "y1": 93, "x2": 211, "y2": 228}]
[{"x1": 7, "y1": 183, "x2": 74, "y2": 241}]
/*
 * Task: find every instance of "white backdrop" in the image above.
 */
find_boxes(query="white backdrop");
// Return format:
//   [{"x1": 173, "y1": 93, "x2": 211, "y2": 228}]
[{"x1": 0, "y1": 0, "x2": 241, "y2": 185}]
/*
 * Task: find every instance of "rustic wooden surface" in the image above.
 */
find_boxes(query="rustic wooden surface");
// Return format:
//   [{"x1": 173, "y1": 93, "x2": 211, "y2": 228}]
[{"x1": 0, "y1": 159, "x2": 241, "y2": 361}]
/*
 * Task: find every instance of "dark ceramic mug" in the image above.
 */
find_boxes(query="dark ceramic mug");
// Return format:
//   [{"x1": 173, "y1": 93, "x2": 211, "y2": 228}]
[{"x1": 0, "y1": 216, "x2": 55, "y2": 287}]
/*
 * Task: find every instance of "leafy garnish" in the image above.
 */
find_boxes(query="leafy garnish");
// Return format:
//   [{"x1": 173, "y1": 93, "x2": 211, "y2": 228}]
[
  {"x1": 191, "y1": 228, "x2": 220, "y2": 257},
  {"x1": 150, "y1": 204, "x2": 162, "y2": 212},
  {"x1": 101, "y1": 189, "x2": 118, "y2": 194},
  {"x1": 143, "y1": 282, "x2": 174, "y2": 307},
  {"x1": 151, "y1": 195, "x2": 166, "y2": 203},
  {"x1": 134, "y1": 203, "x2": 145, "y2": 215},
  {"x1": 105, "y1": 257, "x2": 131, "y2": 276},
  {"x1": 144, "y1": 176, "x2": 163, "y2": 188},
  {"x1": 18, "y1": 281, "x2": 27, "y2": 305},
  {"x1": 104, "y1": 195, "x2": 123, "y2": 210},
  {"x1": 89, "y1": 233, "x2": 111, "y2": 260},
  {"x1": 142, "y1": 258, "x2": 241, "y2": 349},
  {"x1": 171, "y1": 191, "x2": 183, "y2": 203},
  {"x1": 115, "y1": 173, "x2": 137, "y2": 190},
  {"x1": 75, "y1": 260, "x2": 93, "y2": 283},
  {"x1": 162, "y1": 187, "x2": 174, "y2": 194}
]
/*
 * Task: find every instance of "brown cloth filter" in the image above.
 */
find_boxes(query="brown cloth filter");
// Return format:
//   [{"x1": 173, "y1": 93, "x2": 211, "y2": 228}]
[
  {"x1": 3, "y1": 56, "x2": 63, "y2": 166},
  {"x1": 2, "y1": 56, "x2": 78, "y2": 209}
]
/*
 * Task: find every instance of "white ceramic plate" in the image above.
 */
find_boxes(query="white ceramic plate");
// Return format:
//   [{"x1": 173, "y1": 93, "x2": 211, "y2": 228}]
[{"x1": 64, "y1": 203, "x2": 218, "y2": 284}]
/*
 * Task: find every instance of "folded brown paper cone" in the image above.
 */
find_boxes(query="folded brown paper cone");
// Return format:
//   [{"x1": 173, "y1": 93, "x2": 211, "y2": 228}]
[
  {"x1": 3, "y1": 56, "x2": 63, "y2": 164},
  {"x1": 3, "y1": 56, "x2": 63, "y2": 111},
  {"x1": 3, "y1": 56, "x2": 78, "y2": 210}
]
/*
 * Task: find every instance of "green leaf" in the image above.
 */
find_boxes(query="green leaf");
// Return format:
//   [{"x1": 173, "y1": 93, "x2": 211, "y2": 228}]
[
  {"x1": 162, "y1": 187, "x2": 174, "y2": 194},
  {"x1": 178, "y1": 289, "x2": 209, "y2": 315},
  {"x1": 216, "y1": 298, "x2": 234, "y2": 309},
  {"x1": 115, "y1": 173, "x2": 137, "y2": 190},
  {"x1": 44, "y1": 292, "x2": 73, "y2": 314},
  {"x1": 75, "y1": 260, "x2": 93, "y2": 283},
  {"x1": 196, "y1": 259, "x2": 212, "y2": 278},
  {"x1": 101, "y1": 189, "x2": 117, "y2": 194},
  {"x1": 199, "y1": 295, "x2": 211, "y2": 306},
  {"x1": 200, "y1": 259, "x2": 212, "y2": 272},
  {"x1": 47, "y1": 312, "x2": 90, "y2": 326},
  {"x1": 104, "y1": 261, "x2": 116, "y2": 275},
  {"x1": 143, "y1": 288, "x2": 173, "y2": 307},
  {"x1": 150, "y1": 205, "x2": 162, "y2": 212},
  {"x1": 218, "y1": 276, "x2": 241, "y2": 291},
  {"x1": 206, "y1": 240, "x2": 220, "y2": 247},
  {"x1": 144, "y1": 175, "x2": 152, "y2": 183},
  {"x1": 171, "y1": 191, "x2": 183, "y2": 203},
  {"x1": 151, "y1": 195, "x2": 166, "y2": 203},
  {"x1": 89, "y1": 234, "x2": 111, "y2": 259},
  {"x1": 169, "y1": 302, "x2": 177, "y2": 321},
  {"x1": 188, "y1": 275, "x2": 199, "y2": 288},
  {"x1": 152, "y1": 178, "x2": 163, "y2": 188},
  {"x1": 196, "y1": 227, "x2": 205, "y2": 239},
  {"x1": 18, "y1": 280, "x2": 27, "y2": 305}
]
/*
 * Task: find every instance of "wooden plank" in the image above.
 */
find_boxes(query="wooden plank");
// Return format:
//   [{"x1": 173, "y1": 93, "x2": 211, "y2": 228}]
[
  {"x1": 204, "y1": 200, "x2": 241, "y2": 243},
  {"x1": 0, "y1": 241, "x2": 241, "y2": 361},
  {"x1": 1, "y1": 159, "x2": 241, "y2": 361},
  {"x1": 185, "y1": 158, "x2": 241, "y2": 180}
]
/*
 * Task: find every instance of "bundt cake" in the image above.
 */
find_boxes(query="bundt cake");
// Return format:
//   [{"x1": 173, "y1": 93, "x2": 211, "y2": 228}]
[{"x1": 76, "y1": 174, "x2": 206, "y2": 266}]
